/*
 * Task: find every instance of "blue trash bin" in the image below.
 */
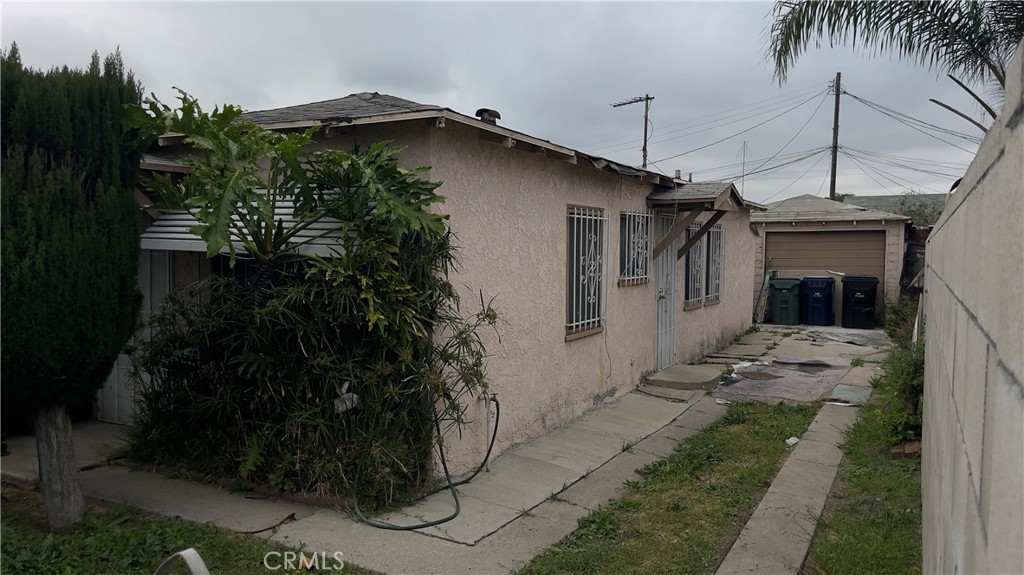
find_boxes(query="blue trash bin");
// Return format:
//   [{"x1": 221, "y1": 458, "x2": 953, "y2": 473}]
[{"x1": 800, "y1": 277, "x2": 835, "y2": 326}]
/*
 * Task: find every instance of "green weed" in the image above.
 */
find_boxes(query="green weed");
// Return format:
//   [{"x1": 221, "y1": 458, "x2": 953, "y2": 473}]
[{"x1": 519, "y1": 402, "x2": 817, "y2": 575}]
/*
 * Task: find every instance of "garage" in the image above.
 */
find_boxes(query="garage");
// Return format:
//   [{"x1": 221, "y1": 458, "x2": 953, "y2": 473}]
[{"x1": 764, "y1": 230, "x2": 886, "y2": 279}]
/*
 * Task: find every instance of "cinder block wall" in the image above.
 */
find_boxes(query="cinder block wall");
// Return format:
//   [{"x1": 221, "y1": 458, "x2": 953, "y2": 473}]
[{"x1": 922, "y1": 41, "x2": 1024, "y2": 575}]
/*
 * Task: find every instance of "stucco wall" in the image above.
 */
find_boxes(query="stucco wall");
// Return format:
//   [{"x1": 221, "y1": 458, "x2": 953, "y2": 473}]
[
  {"x1": 307, "y1": 119, "x2": 753, "y2": 473},
  {"x1": 921, "y1": 42, "x2": 1024, "y2": 575},
  {"x1": 427, "y1": 122, "x2": 658, "y2": 472},
  {"x1": 676, "y1": 211, "x2": 756, "y2": 363}
]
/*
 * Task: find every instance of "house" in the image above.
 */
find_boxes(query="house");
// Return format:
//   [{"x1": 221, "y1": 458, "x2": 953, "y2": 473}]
[
  {"x1": 751, "y1": 194, "x2": 909, "y2": 324},
  {"x1": 99, "y1": 92, "x2": 757, "y2": 473}
]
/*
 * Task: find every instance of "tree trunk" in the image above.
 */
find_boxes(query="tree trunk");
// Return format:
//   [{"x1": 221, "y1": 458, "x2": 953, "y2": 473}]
[{"x1": 34, "y1": 403, "x2": 86, "y2": 532}]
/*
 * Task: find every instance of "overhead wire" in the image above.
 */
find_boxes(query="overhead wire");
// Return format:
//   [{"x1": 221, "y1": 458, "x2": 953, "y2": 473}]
[
  {"x1": 689, "y1": 148, "x2": 827, "y2": 178},
  {"x1": 844, "y1": 91, "x2": 981, "y2": 154},
  {"x1": 650, "y1": 92, "x2": 824, "y2": 164},
  {"x1": 840, "y1": 148, "x2": 944, "y2": 194},
  {"x1": 759, "y1": 149, "x2": 831, "y2": 203},
  {"x1": 841, "y1": 148, "x2": 963, "y2": 178},
  {"x1": 739, "y1": 91, "x2": 829, "y2": 178},
  {"x1": 580, "y1": 82, "x2": 825, "y2": 150}
]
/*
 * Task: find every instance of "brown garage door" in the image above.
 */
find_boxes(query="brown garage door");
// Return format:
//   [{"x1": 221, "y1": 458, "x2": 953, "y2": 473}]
[{"x1": 764, "y1": 231, "x2": 885, "y2": 279}]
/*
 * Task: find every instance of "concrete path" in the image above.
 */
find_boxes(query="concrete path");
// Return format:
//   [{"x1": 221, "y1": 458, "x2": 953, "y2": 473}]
[
  {"x1": 0, "y1": 325, "x2": 888, "y2": 575},
  {"x1": 3, "y1": 391, "x2": 727, "y2": 575},
  {"x1": 715, "y1": 403, "x2": 861, "y2": 575},
  {"x1": 715, "y1": 327, "x2": 886, "y2": 575}
]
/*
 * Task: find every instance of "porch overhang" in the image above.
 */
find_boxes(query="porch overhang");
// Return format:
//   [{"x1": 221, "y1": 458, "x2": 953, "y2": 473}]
[{"x1": 647, "y1": 182, "x2": 747, "y2": 260}]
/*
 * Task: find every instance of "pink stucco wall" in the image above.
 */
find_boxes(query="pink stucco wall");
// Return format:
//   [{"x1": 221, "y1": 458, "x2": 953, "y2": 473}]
[
  {"x1": 428, "y1": 122, "x2": 656, "y2": 473},
  {"x1": 676, "y1": 211, "x2": 757, "y2": 363},
  {"x1": 308, "y1": 119, "x2": 754, "y2": 473}
]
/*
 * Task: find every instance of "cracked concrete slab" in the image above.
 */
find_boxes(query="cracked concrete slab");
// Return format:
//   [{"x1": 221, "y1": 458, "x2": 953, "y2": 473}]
[
  {"x1": 79, "y1": 466, "x2": 317, "y2": 533},
  {"x1": 828, "y1": 384, "x2": 873, "y2": 406},
  {"x1": 839, "y1": 365, "x2": 880, "y2": 387},
  {"x1": 558, "y1": 449, "x2": 654, "y2": 511}
]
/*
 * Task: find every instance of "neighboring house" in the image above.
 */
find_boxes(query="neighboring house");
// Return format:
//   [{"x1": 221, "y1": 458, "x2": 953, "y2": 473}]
[
  {"x1": 922, "y1": 39, "x2": 1023, "y2": 575},
  {"x1": 750, "y1": 194, "x2": 909, "y2": 324},
  {"x1": 98, "y1": 92, "x2": 757, "y2": 472}
]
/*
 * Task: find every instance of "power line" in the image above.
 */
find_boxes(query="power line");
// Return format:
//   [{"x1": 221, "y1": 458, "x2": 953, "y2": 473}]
[
  {"x1": 844, "y1": 91, "x2": 981, "y2": 154},
  {"x1": 578, "y1": 83, "x2": 825, "y2": 149},
  {"x1": 594, "y1": 90, "x2": 827, "y2": 155},
  {"x1": 689, "y1": 147, "x2": 828, "y2": 177},
  {"x1": 842, "y1": 148, "x2": 963, "y2": 178},
  {"x1": 840, "y1": 148, "x2": 943, "y2": 194},
  {"x1": 720, "y1": 147, "x2": 831, "y2": 181},
  {"x1": 760, "y1": 149, "x2": 832, "y2": 203},
  {"x1": 650, "y1": 92, "x2": 823, "y2": 164},
  {"x1": 743, "y1": 92, "x2": 829, "y2": 179}
]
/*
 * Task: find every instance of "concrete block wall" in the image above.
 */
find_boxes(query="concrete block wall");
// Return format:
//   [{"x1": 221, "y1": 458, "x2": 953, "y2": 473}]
[{"x1": 922, "y1": 41, "x2": 1024, "y2": 575}]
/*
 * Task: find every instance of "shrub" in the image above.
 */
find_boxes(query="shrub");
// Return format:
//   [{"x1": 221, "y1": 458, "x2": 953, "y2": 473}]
[{"x1": 127, "y1": 95, "x2": 497, "y2": 505}]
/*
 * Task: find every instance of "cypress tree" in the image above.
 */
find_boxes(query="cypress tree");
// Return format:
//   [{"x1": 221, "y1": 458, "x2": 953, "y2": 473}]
[{"x1": 0, "y1": 44, "x2": 147, "y2": 531}]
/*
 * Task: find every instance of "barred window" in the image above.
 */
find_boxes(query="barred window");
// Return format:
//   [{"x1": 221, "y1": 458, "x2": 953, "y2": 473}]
[
  {"x1": 705, "y1": 224, "x2": 724, "y2": 302},
  {"x1": 619, "y1": 210, "x2": 651, "y2": 286},
  {"x1": 684, "y1": 223, "x2": 705, "y2": 307},
  {"x1": 566, "y1": 207, "x2": 607, "y2": 337}
]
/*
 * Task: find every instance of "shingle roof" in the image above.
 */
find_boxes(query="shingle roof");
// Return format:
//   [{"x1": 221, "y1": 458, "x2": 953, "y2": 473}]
[
  {"x1": 752, "y1": 194, "x2": 908, "y2": 223},
  {"x1": 241, "y1": 92, "x2": 442, "y2": 125},
  {"x1": 648, "y1": 181, "x2": 735, "y2": 203}
]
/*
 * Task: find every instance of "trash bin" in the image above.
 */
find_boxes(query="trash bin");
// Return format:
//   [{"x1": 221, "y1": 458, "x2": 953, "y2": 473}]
[
  {"x1": 841, "y1": 276, "x2": 880, "y2": 328},
  {"x1": 801, "y1": 277, "x2": 835, "y2": 326},
  {"x1": 769, "y1": 278, "x2": 802, "y2": 325}
]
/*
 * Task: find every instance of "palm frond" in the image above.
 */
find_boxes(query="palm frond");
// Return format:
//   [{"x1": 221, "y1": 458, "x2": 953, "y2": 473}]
[{"x1": 769, "y1": 1, "x2": 1024, "y2": 90}]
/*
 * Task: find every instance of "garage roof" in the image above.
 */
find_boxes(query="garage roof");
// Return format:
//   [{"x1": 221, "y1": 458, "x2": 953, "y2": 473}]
[{"x1": 752, "y1": 194, "x2": 908, "y2": 223}]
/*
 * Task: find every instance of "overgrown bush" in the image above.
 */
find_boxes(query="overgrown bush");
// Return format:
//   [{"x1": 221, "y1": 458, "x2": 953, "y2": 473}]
[
  {"x1": 127, "y1": 94, "x2": 496, "y2": 505},
  {"x1": 881, "y1": 296, "x2": 919, "y2": 348}
]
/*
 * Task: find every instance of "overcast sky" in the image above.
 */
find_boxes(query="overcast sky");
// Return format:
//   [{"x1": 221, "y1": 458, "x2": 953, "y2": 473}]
[{"x1": 3, "y1": 1, "x2": 989, "y2": 203}]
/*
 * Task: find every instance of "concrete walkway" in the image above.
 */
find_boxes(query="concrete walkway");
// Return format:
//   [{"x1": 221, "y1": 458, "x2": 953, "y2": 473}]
[
  {"x1": 2, "y1": 391, "x2": 727, "y2": 574},
  {"x1": 0, "y1": 325, "x2": 887, "y2": 575},
  {"x1": 716, "y1": 332, "x2": 883, "y2": 575}
]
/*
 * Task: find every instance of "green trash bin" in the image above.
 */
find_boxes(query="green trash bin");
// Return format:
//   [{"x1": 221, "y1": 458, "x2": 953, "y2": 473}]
[{"x1": 770, "y1": 278, "x2": 802, "y2": 325}]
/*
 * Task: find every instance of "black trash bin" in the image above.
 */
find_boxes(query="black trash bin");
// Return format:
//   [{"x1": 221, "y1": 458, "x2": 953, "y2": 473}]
[
  {"x1": 801, "y1": 277, "x2": 835, "y2": 326},
  {"x1": 841, "y1": 276, "x2": 880, "y2": 328},
  {"x1": 769, "y1": 278, "x2": 802, "y2": 325}
]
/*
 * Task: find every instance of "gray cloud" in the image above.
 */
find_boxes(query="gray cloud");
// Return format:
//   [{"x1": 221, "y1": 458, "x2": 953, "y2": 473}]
[{"x1": 3, "y1": 1, "x2": 985, "y2": 203}]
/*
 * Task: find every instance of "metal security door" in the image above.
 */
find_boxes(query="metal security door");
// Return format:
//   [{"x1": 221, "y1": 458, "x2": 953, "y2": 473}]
[{"x1": 655, "y1": 214, "x2": 677, "y2": 369}]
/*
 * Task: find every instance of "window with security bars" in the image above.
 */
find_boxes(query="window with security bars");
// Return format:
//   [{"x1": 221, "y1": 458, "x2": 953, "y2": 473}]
[
  {"x1": 684, "y1": 223, "x2": 705, "y2": 307},
  {"x1": 705, "y1": 224, "x2": 724, "y2": 302},
  {"x1": 685, "y1": 222, "x2": 724, "y2": 307},
  {"x1": 619, "y1": 210, "x2": 651, "y2": 286},
  {"x1": 566, "y1": 206, "x2": 607, "y2": 337}
]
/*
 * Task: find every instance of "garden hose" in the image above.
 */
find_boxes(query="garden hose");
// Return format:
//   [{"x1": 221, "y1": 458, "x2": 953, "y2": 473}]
[{"x1": 353, "y1": 394, "x2": 500, "y2": 530}]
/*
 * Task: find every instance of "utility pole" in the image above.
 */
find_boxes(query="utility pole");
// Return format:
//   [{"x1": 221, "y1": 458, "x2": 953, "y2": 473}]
[
  {"x1": 612, "y1": 94, "x2": 655, "y2": 168},
  {"x1": 829, "y1": 72, "x2": 841, "y2": 200}
]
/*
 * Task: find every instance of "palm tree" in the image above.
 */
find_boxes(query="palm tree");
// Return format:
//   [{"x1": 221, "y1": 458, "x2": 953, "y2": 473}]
[{"x1": 769, "y1": 1, "x2": 1024, "y2": 117}]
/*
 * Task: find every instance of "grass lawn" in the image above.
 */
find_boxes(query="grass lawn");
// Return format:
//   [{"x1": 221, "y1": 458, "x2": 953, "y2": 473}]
[
  {"x1": 0, "y1": 484, "x2": 376, "y2": 575},
  {"x1": 519, "y1": 401, "x2": 819, "y2": 575},
  {"x1": 803, "y1": 385, "x2": 922, "y2": 575}
]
